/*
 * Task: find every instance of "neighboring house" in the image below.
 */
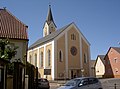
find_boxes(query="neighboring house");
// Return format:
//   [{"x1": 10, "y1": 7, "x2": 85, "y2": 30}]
[
  {"x1": 104, "y1": 47, "x2": 120, "y2": 78},
  {"x1": 90, "y1": 60, "x2": 96, "y2": 77},
  {"x1": 94, "y1": 55, "x2": 105, "y2": 78},
  {"x1": 0, "y1": 8, "x2": 28, "y2": 89},
  {"x1": 27, "y1": 5, "x2": 91, "y2": 80},
  {"x1": 0, "y1": 8, "x2": 28, "y2": 63}
]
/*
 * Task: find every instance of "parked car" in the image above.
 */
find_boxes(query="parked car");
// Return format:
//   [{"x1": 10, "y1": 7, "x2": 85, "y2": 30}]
[
  {"x1": 36, "y1": 78, "x2": 50, "y2": 89},
  {"x1": 57, "y1": 77, "x2": 102, "y2": 89}
]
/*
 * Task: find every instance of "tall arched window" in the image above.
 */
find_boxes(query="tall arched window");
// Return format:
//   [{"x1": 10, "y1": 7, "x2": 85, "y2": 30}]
[
  {"x1": 40, "y1": 52, "x2": 43, "y2": 67},
  {"x1": 84, "y1": 53, "x2": 87, "y2": 63},
  {"x1": 48, "y1": 50, "x2": 51, "y2": 66},
  {"x1": 59, "y1": 50, "x2": 63, "y2": 62},
  {"x1": 35, "y1": 54, "x2": 37, "y2": 66},
  {"x1": 29, "y1": 55, "x2": 32, "y2": 63}
]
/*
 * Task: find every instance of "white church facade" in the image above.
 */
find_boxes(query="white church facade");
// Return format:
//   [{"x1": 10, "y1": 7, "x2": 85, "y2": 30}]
[{"x1": 27, "y1": 5, "x2": 91, "y2": 80}]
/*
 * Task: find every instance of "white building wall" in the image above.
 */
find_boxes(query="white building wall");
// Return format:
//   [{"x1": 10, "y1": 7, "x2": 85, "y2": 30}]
[{"x1": 95, "y1": 57, "x2": 105, "y2": 77}]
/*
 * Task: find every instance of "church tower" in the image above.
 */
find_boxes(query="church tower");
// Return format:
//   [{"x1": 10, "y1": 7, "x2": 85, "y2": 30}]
[{"x1": 43, "y1": 5, "x2": 57, "y2": 37}]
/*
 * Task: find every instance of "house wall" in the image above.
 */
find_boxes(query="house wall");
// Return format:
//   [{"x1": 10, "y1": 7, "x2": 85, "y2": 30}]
[
  {"x1": 95, "y1": 57, "x2": 105, "y2": 78},
  {"x1": 9, "y1": 39, "x2": 28, "y2": 64},
  {"x1": 105, "y1": 48, "x2": 120, "y2": 78}
]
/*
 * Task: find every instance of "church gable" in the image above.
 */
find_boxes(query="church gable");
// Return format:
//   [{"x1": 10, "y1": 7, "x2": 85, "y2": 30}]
[
  {"x1": 67, "y1": 26, "x2": 80, "y2": 44},
  {"x1": 67, "y1": 26, "x2": 81, "y2": 68}
]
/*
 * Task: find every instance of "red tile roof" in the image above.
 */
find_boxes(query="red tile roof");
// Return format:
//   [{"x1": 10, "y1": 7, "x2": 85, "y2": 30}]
[
  {"x1": 112, "y1": 47, "x2": 120, "y2": 54},
  {"x1": 0, "y1": 8, "x2": 28, "y2": 40}
]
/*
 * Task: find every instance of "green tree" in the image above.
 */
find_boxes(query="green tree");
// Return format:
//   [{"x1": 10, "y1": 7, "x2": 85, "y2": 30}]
[{"x1": 0, "y1": 39, "x2": 18, "y2": 75}]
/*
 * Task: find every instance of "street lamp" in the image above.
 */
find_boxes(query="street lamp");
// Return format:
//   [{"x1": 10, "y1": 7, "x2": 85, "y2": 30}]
[{"x1": 81, "y1": 68, "x2": 84, "y2": 77}]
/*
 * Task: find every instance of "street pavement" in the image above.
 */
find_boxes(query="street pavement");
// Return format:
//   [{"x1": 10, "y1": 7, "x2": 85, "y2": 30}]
[
  {"x1": 100, "y1": 78, "x2": 120, "y2": 89},
  {"x1": 50, "y1": 78, "x2": 120, "y2": 89}
]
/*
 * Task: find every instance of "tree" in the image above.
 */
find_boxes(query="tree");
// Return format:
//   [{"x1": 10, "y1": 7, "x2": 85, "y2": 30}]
[{"x1": 0, "y1": 39, "x2": 18, "y2": 75}]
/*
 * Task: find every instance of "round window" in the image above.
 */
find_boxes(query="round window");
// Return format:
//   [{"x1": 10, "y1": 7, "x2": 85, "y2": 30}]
[{"x1": 70, "y1": 46, "x2": 77, "y2": 56}]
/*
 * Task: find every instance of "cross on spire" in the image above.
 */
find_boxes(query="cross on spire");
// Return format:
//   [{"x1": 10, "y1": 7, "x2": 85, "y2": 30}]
[{"x1": 46, "y1": 5, "x2": 53, "y2": 23}]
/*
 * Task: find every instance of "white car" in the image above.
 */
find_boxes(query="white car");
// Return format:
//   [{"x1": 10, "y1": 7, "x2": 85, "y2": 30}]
[{"x1": 57, "y1": 77, "x2": 103, "y2": 89}]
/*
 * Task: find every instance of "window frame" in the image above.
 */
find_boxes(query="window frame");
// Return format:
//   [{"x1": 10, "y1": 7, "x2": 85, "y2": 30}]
[
  {"x1": 48, "y1": 49, "x2": 51, "y2": 66},
  {"x1": 35, "y1": 53, "x2": 37, "y2": 67},
  {"x1": 59, "y1": 50, "x2": 63, "y2": 62},
  {"x1": 29, "y1": 55, "x2": 32, "y2": 63},
  {"x1": 84, "y1": 53, "x2": 87, "y2": 63},
  {"x1": 40, "y1": 52, "x2": 43, "y2": 68}
]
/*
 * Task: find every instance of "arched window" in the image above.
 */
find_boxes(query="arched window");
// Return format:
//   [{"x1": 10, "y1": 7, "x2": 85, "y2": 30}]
[
  {"x1": 71, "y1": 34, "x2": 73, "y2": 40},
  {"x1": 44, "y1": 27, "x2": 47, "y2": 36},
  {"x1": 29, "y1": 55, "x2": 32, "y2": 63},
  {"x1": 40, "y1": 52, "x2": 43, "y2": 67},
  {"x1": 71, "y1": 34, "x2": 76, "y2": 40},
  {"x1": 84, "y1": 53, "x2": 87, "y2": 63},
  {"x1": 35, "y1": 54, "x2": 37, "y2": 66},
  {"x1": 59, "y1": 50, "x2": 63, "y2": 62},
  {"x1": 48, "y1": 50, "x2": 51, "y2": 66}
]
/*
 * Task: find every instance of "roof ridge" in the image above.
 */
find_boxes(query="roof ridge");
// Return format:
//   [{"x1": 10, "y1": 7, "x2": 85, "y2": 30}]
[
  {"x1": 111, "y1": 47, "x2": 120, "y2": 49},
  {"x1": 111, "y1": 47, "x2": 120, "y2": 53},
  {"x1": 2, "y1": 8, "x2": 28, "y2": 28},
  {"x1": 0, "y1": 8, "x2": 3, "y2": 10},
  {"x1": 0, "y1": 8, "x2": 28, "y2": 40},
  {"x1": 28, "y1": 22, "x2": 73, "y2": 49}
]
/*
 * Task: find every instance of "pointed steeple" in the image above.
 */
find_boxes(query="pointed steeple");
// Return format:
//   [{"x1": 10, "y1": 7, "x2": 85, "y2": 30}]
[
  {"x1": 46, "y1": 5, "x2": 53, "y2": 22},
  {"x1": 46, "y1": 5, "x2": 56, "y2": 27},
  {"x1": 43, "y1": 5, "x2": 57, "y2": 37}
]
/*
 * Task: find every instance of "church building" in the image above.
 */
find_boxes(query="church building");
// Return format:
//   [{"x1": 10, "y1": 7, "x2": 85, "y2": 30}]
[{"x1": 27, "y1": 5, "x2": 91, "y2": 80}]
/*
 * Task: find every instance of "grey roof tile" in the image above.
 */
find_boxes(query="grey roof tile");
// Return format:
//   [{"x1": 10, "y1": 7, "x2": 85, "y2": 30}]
[{"x1": 29, "y1": 22, "x2": 73, "y2": 49}]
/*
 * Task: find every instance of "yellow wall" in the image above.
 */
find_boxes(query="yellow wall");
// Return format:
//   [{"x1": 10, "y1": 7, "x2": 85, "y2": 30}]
[
  {"x1": 45, "y1": 44, "x2": 52, "y2": 68},
  {"x1": 82, "y1": 38, "x2": 90, "y2": 76},
  {"x1": 28, "y1": 49, "x2": 38, "y2": 65},
  {"x1": 67, "y1": 27, "x2": 80, "y2": 69},
  {"x1": 57, "y1": 34, "x2": 66, "y2": 79}
]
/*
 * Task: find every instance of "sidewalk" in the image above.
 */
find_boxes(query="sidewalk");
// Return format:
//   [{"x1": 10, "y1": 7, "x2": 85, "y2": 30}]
[
  {"x1": 100, "y1": 78, "x2": 120, "y2": 89},
  {"x1": 49, "y1": 80, "x2": 68, "y2": 86}
]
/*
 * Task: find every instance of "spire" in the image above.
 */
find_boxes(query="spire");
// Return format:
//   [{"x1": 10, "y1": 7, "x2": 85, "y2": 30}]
[
  {"x1": 46, "y1": 5, "x2": 56, "y2": 27},
  {"x1": 43, "y1": 5, "x2": 57, "y2": 37},
  {"x1": 46, "y1": 5, "x2": 53, "y2": 23}
]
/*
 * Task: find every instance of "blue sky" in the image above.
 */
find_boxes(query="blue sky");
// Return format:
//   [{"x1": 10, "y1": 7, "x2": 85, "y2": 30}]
[{"x1": 1, "y1": 0, "x2": 120, "y2": 60}]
